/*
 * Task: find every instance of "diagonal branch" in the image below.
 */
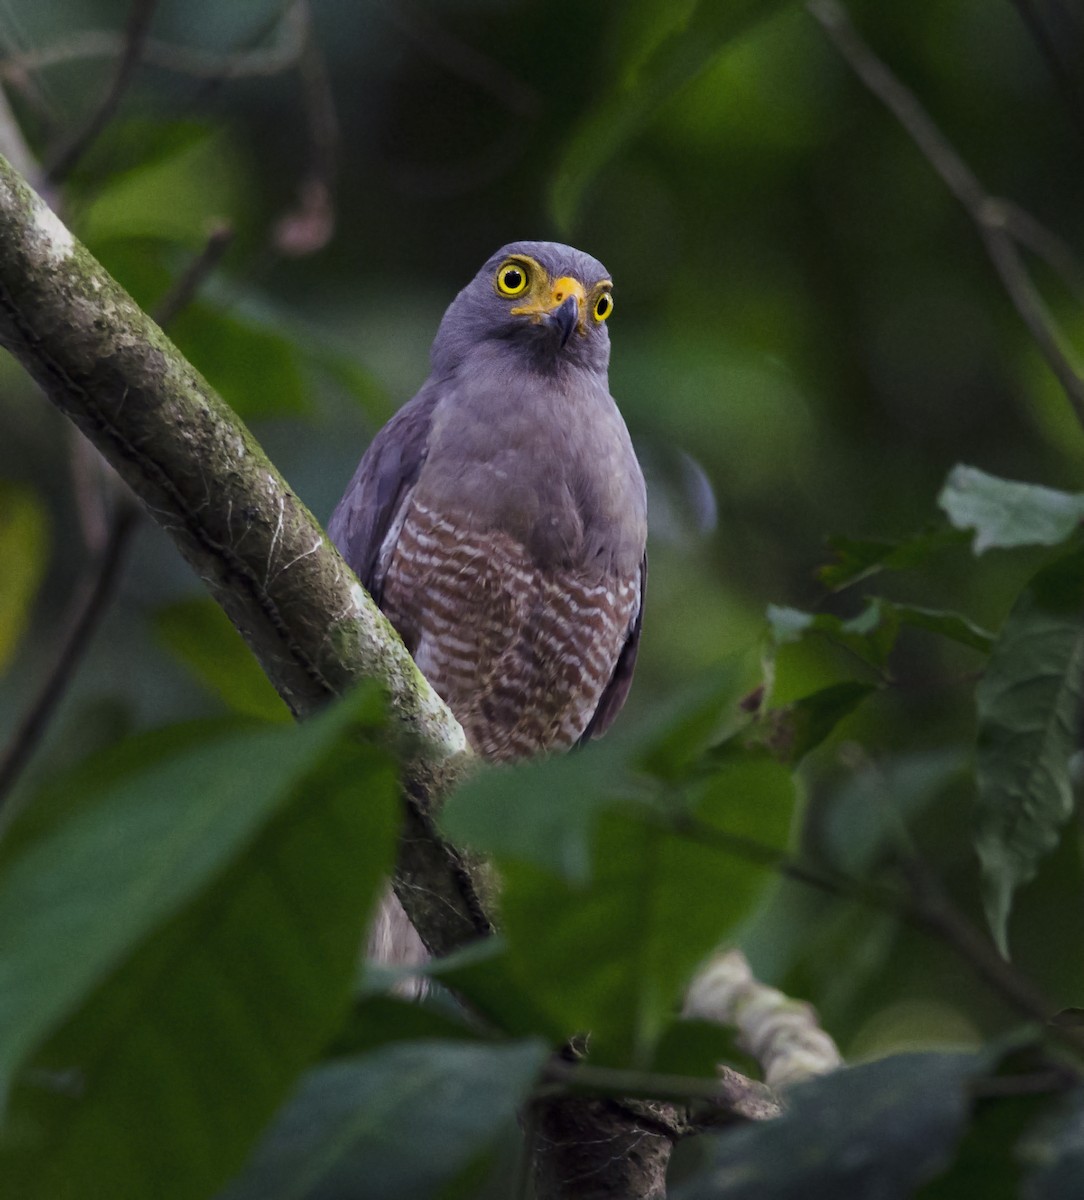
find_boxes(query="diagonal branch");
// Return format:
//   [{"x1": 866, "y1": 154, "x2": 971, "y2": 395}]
[{"x1": 0, "y1": 150, "x2": 488, "y2": 957}]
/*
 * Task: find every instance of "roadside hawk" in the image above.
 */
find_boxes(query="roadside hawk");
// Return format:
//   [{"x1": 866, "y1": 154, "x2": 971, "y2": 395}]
[{"x1": 329, "y1": 241, "x2": 647, "y2": 764}]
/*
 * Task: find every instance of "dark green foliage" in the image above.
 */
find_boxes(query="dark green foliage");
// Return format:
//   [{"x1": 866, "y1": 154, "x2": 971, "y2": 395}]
[
  {"x1": 672, "y1": 1053, "x2": 981, "y2": 1199},
  {"x1": 0, "y1": 689, "x2": 398, "y2": 1200},
  {"x1": 5, "y1": 0, "x2": 1084, "y2": 1195},
  {"x1": 975, "y1": 551, "x2": 1084, "y2": 955},
  {"x1": 218, "y1": 1040, "x2": 548, "y2": 1200},
  {"x1": 154, "y1": 597, "x2": 292, "y2": 722}
]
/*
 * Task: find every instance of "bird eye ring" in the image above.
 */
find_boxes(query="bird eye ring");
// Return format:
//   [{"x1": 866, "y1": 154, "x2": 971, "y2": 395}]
[
  {"x1": 593, "y1": 292, "x2": 613, "y2": 322},
  {"x1": 496, "y1": 261, "x2": 530, "y2": 297}
]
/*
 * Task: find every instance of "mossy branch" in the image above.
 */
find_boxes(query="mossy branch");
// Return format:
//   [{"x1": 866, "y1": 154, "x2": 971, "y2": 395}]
[{"x1": 0, "y1": 151, "x2": 489, "y2": 956}]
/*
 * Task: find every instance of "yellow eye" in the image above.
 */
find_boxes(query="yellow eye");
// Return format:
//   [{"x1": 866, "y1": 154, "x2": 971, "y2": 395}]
[
  {"x1": 496, "y1": 261, "x2": 530, "y2": 297},
  {"x1": 593, "y1": 292, "x2": 613, "y2": 322}
]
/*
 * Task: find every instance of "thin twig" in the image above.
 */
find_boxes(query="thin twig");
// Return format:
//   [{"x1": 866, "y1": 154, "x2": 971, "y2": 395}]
[
  {"x1": 807, "y1": 0, "x2": 1084, "y2": 434},
  {"x1": 539, "y1": 1057, "x2": 780, "y2": 1121},
  {"x1": 1000, "y1": 201, "x2": 1084, "y2": 308},
  {"x1": 151, "y1": 223, "x2": 234, "y2": 326},
  {"x1": 45, "y1": 0, "x2": 157, "y2": 186},
  {"x1": 0, "y1": 500, "x2": 138, "y2": 816},
  {"x1": 663, "y1": 811, "x2": 1084, "y2": 1056},
  {"x1": 0, "y1": 13, "x2": 305, "y2": 83},
  {"x1": 0, "y1": 225, "x2": 236, "y2": 816}
]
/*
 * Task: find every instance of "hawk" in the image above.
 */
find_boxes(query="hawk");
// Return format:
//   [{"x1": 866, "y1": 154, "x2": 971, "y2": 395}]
[{"x1": 329, "y1": 241, "x2": 647, "y2": 764}]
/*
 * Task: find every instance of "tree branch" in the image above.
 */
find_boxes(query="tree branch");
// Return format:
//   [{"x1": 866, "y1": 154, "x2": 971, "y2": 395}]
[
  {"x1": 684, "y1": 949, "x2": 842, "y2": 1091},
  {"x1": 808, "y1": 0, "x2": 1084, "y2": 435},
  {"x1": 0, "y1": 150, "x2": 488, "y2": 956}
]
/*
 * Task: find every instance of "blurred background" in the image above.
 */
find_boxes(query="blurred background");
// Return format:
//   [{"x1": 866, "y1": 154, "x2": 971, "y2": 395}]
[{"x1": 1, "y1": 0, "x2": 1083, "y2": 1060}]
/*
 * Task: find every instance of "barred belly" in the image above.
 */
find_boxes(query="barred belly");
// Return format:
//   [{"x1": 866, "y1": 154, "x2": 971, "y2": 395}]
[{"x1": 380, "y1": 500, "x2": 639, "y2": 762}]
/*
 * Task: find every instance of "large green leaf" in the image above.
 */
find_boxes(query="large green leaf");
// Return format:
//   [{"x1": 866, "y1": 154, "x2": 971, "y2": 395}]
[
  {"x1": 672, "y1": 1053, "x2": 980, "y2": 1199},
  {"x1": 426, "y1": 937, "x2": 568, "y2": 1044},
  {"x1": 78, "y1": 126, "x2": 243, "y2": 248},
  {"x1": 0, "y1": 482, "x2": 47, "y2": 672},
  {"x1": 217, "y1": 1039, "x2": 548, "y2": 1200},
  {"x1": 974, "y1": 551, "x2": 1084, "y2": 956},
  {"x1": 440, "y1": 736, "x2": 631, "y2": 883},
  {"x1": 169, "y1": 302, "x2": 309, "y2": 419},
  {"x1": 499, "y1": 756, "x2": 794, "y2": 1064},
  {"x1": 0, "y1": 687, "x2": 398, "y2": 1200},
  {"x1": 440, "y1": 667, "x2": 749, "y2": 882},
  {"x1": 550, "y1": 0, "x2": 792, "y2": 229},
  {"x1": 939, "y1": 466, "x2": 1084, "y2": 554},
  {"x1": 155, "y1": 596, "x2": 291, "y2": 722}
]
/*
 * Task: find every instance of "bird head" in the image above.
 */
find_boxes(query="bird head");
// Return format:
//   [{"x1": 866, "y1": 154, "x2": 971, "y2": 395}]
[{"x1": 429, "y1": 241, "x2": 614, "y2": 377}]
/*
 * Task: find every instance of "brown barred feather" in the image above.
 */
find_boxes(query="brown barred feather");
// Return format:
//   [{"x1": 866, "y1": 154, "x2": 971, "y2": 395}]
[{"x1": 381, "y1": 500, "x2": 639, "y2": 761}]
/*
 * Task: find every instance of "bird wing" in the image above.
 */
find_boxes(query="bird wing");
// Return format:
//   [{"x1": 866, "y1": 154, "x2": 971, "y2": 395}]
[
  {"x1": 327, "y1": 386, "x2": 439, "y2": 603},
  {"x1": 578, "y1": 552, "x2": 647, "y2": 743}
]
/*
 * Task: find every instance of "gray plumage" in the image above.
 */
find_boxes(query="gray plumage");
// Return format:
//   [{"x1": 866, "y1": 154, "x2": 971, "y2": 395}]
[{"x1": 329, "y1": 240, "x2": 647, "y2": 762}]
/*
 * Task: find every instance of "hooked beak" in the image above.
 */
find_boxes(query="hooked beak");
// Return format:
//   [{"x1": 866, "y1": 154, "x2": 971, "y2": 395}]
[
  {"x1": 551, "y1": 294, "x2": 580, "y2": 348},
  {"x1": 511, "y1": 275, "x2": 586, "y2": 347}
]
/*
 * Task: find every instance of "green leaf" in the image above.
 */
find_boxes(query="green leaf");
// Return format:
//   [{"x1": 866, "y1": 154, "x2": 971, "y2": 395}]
[
  {"x1": 938, "y1": 465, "x2": 1084, "y2": 554},
  {"x1": 638, "y1": 664, "x2": 752, "y2": 782},
  {"x1": 766, "y1": 600, "x2": 899, "y2": 668},
  {"x1": 887, "y1": 602, "x2": 995, "y2": 654},
  {"x1": 217, "y1": 1039, "x2": 548, "y2": 1200},
  {"x1": 739, "y1": 681, "x2": 876, "y2": 764},
  {"x1": 817, "y1": 528, "x2": 970, "y2": 591},
  {"x1": 329, "y1": 995, "x2": 482, "y2": 1058},
  {"x1": 0, "y1": 687, "x2": 398, "y2": 1200},
  {"x1": 500, "y1": 758, "x2": 794, "y2": 1064},
  {"x1": 550, "y1": 0, "x2": 791, "y2": 229},
  {"x1": 974, "y1": 551, "x2": 1084, "y2": 956},
  {"x1": 766, "y1": 599, "x2": 991, "y2": 670},
  {"x1": 440, "y1": 737, "x2": 632, "y2": 883},
  {"x1": 169, "y1": 302, "x2": 309, "y2": 419},
  {"x1": 499, "y1": 813, "x2": 728, "y2": 1064},
  {"x1": 672, "y1": 1053, "x2": 981, "y2": 1199},
  {"x1": 426, "y1": 938, "x2": 567, "y2": 1043},
  {"x1": 649, "y1": 1017, "x2": 748, "y2": 1080},
  {"x1": 819, "y1": 749, "x2": 967, "y2": 879},
  {"x1": 918, "y1": 1037, "x2": 1068, "y2": 1199},
  {"x1": 154, "y1": 597, "x2": 291, "y2": 722},
  {"x1": 0, "y1": 482, "x2": 47, "y2": 672},
  {"x1": 78, "y1": 126, "x2": 243, "y2": 248}
]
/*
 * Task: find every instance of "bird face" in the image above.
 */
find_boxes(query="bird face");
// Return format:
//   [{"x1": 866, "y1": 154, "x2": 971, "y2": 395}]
[
  {"x1": 429, "y1": 241, "x2": 614, "y2": 376},
  {"x1": 493, "y1": 253, "x2": 613, "y2": 349}
]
